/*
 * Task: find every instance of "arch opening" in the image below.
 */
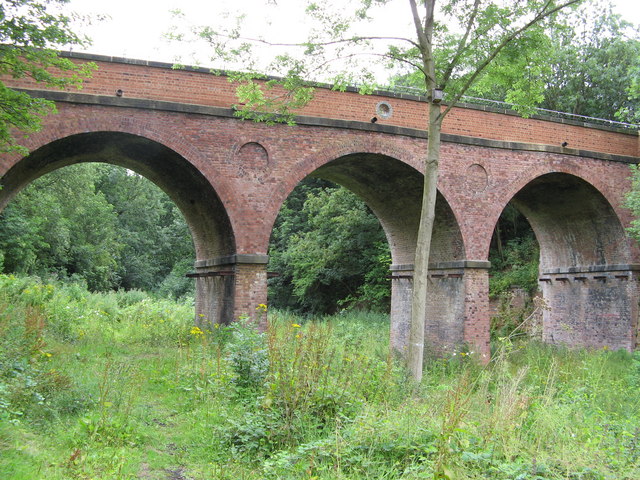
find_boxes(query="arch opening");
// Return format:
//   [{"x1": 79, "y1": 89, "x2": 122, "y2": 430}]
[
  {"x1": 269, "y1": 152, "x2": 469, "y2": 353},
  {"x1": 488, "y1": 203, "x2": 540, "y2": 339},
  {"x1": 311, "y1": 153, "x2": 465, "y2": 267},
  {"x1": 268, "y1": 177, "x2": 391, "y2": 315},
  {"x1": 499, "y1": 172, "x2": 637, "y2": 350},
  {"x1": 511, "y1": 173, "x2": 629, "y2": 270},
  {"x1": 0, "y1": 132, "x2": 237, "y2": 325},
  {"x1": 0, "y1": 163, "x2": 196, "y2": 295}
]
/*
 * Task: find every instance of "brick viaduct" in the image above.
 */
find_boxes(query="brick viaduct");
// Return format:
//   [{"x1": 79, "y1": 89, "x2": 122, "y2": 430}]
[{"x1": 1, "y1": 52, "x2": 639, "y2": 358}]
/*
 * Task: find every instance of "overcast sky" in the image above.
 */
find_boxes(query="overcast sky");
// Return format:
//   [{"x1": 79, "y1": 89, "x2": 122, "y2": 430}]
[{"x1": 66, "y1": 0, "x2": 639, "y2": 81}]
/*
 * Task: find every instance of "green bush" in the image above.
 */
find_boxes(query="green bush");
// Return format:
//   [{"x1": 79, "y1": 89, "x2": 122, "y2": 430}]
[
  {"x1": 227, "y1": 318, "x2": 269, "y2": 393},
  {"x1": 490, "y1": 236, "x2": 539, "y2": 298}
]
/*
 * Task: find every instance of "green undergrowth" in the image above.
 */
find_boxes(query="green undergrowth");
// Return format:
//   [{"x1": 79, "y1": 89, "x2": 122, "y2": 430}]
[{"x1": 1, "y1": 274, "x2": 639, "y2": 479}]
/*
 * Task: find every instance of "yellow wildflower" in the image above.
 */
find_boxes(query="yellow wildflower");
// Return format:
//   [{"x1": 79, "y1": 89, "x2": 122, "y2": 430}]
[{"x1": 190, "y1": 326, "x2": 204, "y2": 336}]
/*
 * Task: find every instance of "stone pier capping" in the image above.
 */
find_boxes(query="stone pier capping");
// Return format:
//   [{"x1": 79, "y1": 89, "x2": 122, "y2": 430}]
[
  {"x1": 540, "y1": 263, "x2": 640, "y2": 275},
  {"x1": 390, "y1": 260, "x2": 492, "y2": 272},
  {"x1": 1, "y1": 53, "x2": 639, "y2": 356},
  {"x1": 195, "y1": 254, "x2": 270, "y2": 269}
]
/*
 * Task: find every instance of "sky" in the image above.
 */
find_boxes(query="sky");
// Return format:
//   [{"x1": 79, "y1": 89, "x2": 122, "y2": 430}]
[{"x1": 66, "y1": 0, "x2": 640, "y2": 82}]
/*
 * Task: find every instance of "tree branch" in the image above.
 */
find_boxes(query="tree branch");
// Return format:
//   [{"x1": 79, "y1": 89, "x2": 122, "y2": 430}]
[
  {"x1": 409, "y1": 0, "x2": 437, "y2": 89},
  {"x1": 440, "y1": 0, "x2": 585, "y2": 119},
  {"x1": 441, "y1": 0, "x2": 481, "y2": 87},
  {"x1": 202, "y1": 31, "x2": 420, "y2": 50}
]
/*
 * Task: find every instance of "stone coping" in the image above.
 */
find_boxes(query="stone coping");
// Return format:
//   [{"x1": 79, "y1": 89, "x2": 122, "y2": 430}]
[
  {"x1": 541, "y1": 264, "x2": 640, "y2": 275},
  {"x1": 390, "y1": 260, "x2": 492, "y2": 271}
]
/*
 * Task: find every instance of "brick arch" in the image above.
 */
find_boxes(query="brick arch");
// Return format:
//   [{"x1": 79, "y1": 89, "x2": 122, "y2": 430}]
[
  {"x1": 507, "y1": 172, "x2": 630, "y2": 269},
  {"x1": 265, "y1": 134, "x2": 463, "y2": 267},
  {"x1": 478, "y1": 160, "x2": 633, "y2": 262},
  {"x1": 0, "y1": 131, "x2": 235, "y2": 261},
  {"x1": 311, "y1": 153, "x2": 464, "y2": 266},
  {"x1": 4, "y1": 107, "x2": 237, "y2": 211},
  {"x1": 266, "y1": 136, "x2": 424, "y2": 215},
  {"x1": 497, "y1": 170, "x2": 637, "y2": 351},
  {"x1": 505, "y1": 161, "x2": 624, "y2": 223}
]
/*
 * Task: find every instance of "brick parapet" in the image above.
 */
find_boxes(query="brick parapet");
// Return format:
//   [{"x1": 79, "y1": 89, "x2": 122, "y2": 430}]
[{"x1": 3, "y1": 52, "x2": 637, "y2": 158}]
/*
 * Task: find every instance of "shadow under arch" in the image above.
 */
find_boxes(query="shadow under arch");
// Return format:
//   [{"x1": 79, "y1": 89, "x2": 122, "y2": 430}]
[
  {"x1": 311, "y1": 153, "x2": 464, "y2": 264},
  {"x1": 306, "y1": 152, "x2": 475, "y2": 354},
  {"x1": 505, "y1": 172, "x2": 637, "y2": 350},
  {"x1": 0, "y1": 131, "x2": 237, "y2": 324}
]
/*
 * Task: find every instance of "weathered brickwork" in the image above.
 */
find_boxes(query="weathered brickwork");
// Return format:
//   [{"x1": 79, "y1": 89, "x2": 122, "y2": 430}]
[
  {"x1": 463, "y1": 267, "x2": 491, "y2": 358},
  {"x1": 1, "y1": 53, "x2": 639, "y2": 357},
  {"x1": 540, "y1": 268, "x2": 640, "y2": 351},
  {"x1": 5, "y1": 53, "x2": 637, "y2": 158}
]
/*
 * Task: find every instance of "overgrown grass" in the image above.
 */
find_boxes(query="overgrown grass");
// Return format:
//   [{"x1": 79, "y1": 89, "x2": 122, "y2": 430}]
[{"x1": 1, "y1": 274, "x2": 638, "y2": 479}]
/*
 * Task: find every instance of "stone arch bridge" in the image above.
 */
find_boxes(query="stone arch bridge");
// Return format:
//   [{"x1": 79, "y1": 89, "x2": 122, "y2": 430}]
[{"x1": 2, "y1": 52, "x2": 639, "y2": 358}]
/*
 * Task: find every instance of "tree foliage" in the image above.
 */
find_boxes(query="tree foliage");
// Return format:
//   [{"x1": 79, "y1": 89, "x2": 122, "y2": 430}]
[
  {"x1": 95, "y1": 166, "x2": 195, "y2": 295},
  {"x1": 0, "y1": 165, "x2": 388, "y2": 308},
  {"x1": 391, "y1": 2, "x2": 639, "y2": 123},
  {"x1": 0, "y1": 164, "x2": 120, "y2": 290},
  {"x1": 0, "y1": 163, "x2": 195, "y2": 296},
  {"x1": 540, "y1": 3, "x2": 639, "y2": 121},
  {"x1": 269, "y1": 179, "x2": 390, "y2": 314},
  {"x1": 624, "y1": 165, "x2": 640, "y2": 243},
  {"x1": 0, "y1": 0, "x2": 95, "y2": 153}
]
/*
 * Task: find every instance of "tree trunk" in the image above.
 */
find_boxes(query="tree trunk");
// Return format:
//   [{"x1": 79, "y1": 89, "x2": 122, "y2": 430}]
[{"x1": 407, "y1": 100, "x2": 442, "y2": 382}]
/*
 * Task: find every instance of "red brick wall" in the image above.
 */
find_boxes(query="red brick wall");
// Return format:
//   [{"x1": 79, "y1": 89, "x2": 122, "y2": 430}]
[{"x1": 4, "y1": 52, "x2": 637, "y2": 158}]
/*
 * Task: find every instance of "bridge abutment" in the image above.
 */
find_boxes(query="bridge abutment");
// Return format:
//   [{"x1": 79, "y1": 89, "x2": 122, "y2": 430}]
[
  {"x1": 389, "y1": 261, "x2": 491, "y2": 360},
  {"x1": 539, "y1": 264, "x2": 640, "y2": 351}
]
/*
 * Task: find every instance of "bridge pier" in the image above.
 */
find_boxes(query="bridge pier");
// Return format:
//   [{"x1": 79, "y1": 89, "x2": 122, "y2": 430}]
[
  {"x1": 389, "y1": 261, "x2": 491, "y2": 360},
  {"x1": 539, "y1": 264, "x2": 640, "y2": 351},
  {"x1": 193, "y1": 254, "x2": 268, "y2": 328}
]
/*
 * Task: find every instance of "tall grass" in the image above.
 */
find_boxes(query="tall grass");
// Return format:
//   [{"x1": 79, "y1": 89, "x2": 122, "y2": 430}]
[{"x1": 0, "y1": 274, "x2": 638, "y2": 479}]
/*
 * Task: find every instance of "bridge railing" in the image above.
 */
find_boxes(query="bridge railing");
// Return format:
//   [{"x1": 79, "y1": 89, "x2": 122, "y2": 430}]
[{"x1": 381, "y1": 85, "x2": 639, "y2": 131}]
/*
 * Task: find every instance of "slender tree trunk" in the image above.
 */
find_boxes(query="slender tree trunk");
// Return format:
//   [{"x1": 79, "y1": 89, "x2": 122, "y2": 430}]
[{"x1": 408, "y1": 100, "x2": 442, "y2": 382}]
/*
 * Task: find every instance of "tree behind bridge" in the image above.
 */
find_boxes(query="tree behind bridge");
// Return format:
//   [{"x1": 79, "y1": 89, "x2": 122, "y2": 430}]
[{"x1": 392, "y1": 2, "x2": 639, "y2": 123}]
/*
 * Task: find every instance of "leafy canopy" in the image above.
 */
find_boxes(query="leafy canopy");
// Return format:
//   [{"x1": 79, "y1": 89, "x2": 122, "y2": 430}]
[
  {"x1": 268, "y1": 179, "x2": 390, "y2": 314},
  {"x1": 0, "y1": 163, "x2": 195, "y2": 295},
  {"x1": 0, "y1": 0, "x2": 96, "y2": 153}
]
